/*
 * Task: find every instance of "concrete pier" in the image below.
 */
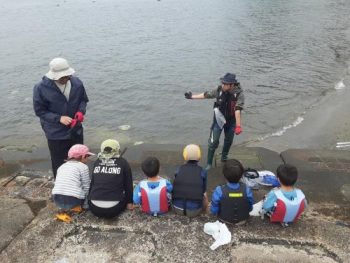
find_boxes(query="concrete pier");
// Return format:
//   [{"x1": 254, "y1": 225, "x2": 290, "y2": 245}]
[{"x1": 0, "y1": 144, "x2": 349, "y2": 262}]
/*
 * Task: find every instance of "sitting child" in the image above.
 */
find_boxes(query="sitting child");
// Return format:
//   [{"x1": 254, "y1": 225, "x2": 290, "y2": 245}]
[
  {"x1": 52, "y1": 144, "x2": 94, "y2": 222},
  {"x1": 89, "y1": 139, "x2": 133, "y2": 218},
  {"x1": 211, "y1": 159, "x2": 254, "y2": 224},
  {"x1": 172, "y1": 144, "x2": 208, "y2": 217},
  {"x1": 263, "y1": 164, "x2": 306, "y2": 226},
  {"x1": 133, "y1": 157, "x2": 172, "y2": 216}
]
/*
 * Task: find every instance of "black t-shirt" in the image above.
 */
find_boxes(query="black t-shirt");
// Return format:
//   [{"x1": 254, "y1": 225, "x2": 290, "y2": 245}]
[{"x1": 89, "y1": 157, "x2": 133, "y2": 203}]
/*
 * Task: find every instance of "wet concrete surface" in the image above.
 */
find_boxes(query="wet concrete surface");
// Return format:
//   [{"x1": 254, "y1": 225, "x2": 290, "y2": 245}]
[
  {"x1": 0, "y1": 144, "x2": 349, "y2": 262},
  {"x1": 0, "y1": 204, "x2": 348, "y2": 263}
]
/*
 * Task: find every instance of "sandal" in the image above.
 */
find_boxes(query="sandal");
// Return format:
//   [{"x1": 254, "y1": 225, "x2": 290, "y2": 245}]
[
  {"x1": 55, "y1": 212, "x2": 72, "y2": 223},
  {"x1": 70, "y1": 205, "x2": 83, "y2": 213}
]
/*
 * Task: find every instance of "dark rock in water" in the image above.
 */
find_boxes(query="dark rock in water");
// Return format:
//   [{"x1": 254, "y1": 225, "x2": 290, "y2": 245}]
[{"x1": 0, "y1": 162, "x2": 21, "y2": 179}]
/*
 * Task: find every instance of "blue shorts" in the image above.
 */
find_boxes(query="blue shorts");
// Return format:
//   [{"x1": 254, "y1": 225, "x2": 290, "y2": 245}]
[{"x1": 53, "y1": 194, "x2": 84, "y2": 210}]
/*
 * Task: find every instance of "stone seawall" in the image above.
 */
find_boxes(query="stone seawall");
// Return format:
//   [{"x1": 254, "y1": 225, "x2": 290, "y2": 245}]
[{"x1": 0, "y1": 145, "x2": 349, "y2": 262}]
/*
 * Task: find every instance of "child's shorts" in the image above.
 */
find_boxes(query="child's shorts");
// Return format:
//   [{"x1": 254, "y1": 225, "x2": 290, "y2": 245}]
[{"x1": 53, "y1": 194, "x2": 84, "y2": 210}]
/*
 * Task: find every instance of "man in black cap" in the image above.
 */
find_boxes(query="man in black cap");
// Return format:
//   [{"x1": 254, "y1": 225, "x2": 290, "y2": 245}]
[{"x1": 185, "y1": 73, "x2": 245, "y2": 170}]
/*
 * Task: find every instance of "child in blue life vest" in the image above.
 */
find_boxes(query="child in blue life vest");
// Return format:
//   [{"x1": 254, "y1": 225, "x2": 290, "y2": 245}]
[
  {"x1": 211, "y1": 159, "x2": 254, "y2": 224},
  {"x1": 133, "y1": 157, "x2": 173, "y2": 216},
  {"x1": 52, "y1": 144, "x2": 94, "y2": 223},
  {"x1": 172, "y1": 144, "x2": 208, "y2": 218},
  {"x1": 263, "y1": 164, "x2": 307, "y2": 226}
]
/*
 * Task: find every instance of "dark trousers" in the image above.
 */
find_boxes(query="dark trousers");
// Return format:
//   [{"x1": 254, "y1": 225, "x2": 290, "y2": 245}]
[
  {"x1": 207, "y1": 121, "x2": 235, "y2": 165},
  {"x1": 88, "y1": 199, "x2": 127, "y2": 218},
  {"x1": 47, "y1": 134, "x2": 83, "y2": 178}
]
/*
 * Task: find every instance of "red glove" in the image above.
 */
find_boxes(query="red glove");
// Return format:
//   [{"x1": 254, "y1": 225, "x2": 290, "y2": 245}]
[
  {"x1": 70, "y1": 118, "x2": 78, "y2": 128},
  {"x1": 74, "y1": 111, "x2": 84, "y2": 122},
  {"x1": 234, "y1": 125, "x2": 242, "y2": 135}
]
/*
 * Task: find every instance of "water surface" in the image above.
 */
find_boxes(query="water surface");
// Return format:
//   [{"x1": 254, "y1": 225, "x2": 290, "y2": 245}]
[{"x1": 0, "y1": 0, "x2": 349, "y2": 149}]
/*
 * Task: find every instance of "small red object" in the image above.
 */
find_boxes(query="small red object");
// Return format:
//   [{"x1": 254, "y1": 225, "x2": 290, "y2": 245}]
[
  {"x1": 74, "y1": 111, "x2": 84, "y2": 122},
  {"x1": 234, "y1": 125, "x2": 242, "y2": 135},
  {"x1": 70, "y1": 118, "x2": 78, "y2": 128}
]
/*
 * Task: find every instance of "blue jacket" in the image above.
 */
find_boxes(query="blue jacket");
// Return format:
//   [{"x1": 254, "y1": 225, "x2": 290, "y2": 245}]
[{"x1": 33, "y1": 76, "x2": 89, "y2": 140}]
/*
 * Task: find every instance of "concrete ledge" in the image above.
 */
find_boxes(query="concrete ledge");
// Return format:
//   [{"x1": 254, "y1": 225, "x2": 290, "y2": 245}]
[
  {"x1": 0, "y1": 205, "x2": 348, "y2": 263},
  {"x1": 0, "y1": 145, "x2": 350, "y2": 262},
  {"x1": 0, "y1": 198, "x2": 34, "y2": 252}
]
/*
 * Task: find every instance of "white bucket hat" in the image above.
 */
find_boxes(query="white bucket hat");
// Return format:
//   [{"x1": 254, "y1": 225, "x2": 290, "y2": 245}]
[{"x1": 45, "y1": 57, "x2": 75, "y2": 80}]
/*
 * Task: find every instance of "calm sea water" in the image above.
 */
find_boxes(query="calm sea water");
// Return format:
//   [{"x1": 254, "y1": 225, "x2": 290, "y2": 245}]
[{"x1": 0, "y1": 0, "x2": 349, "y2": 149}]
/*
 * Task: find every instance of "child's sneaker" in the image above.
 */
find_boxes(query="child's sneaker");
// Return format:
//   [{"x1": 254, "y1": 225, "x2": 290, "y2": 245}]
[{"x1": 56, "y1": 212, "x2": 72, "y2": 223}]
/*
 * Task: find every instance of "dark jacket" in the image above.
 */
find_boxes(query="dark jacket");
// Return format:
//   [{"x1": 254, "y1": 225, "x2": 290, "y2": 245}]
[
  {"x1": 204, "y1": 85, "x2": 244, "y2": 123},
  {"x1": 172, "y1": 161, "x2": 207, "y2": 210},
  {"x1": 89, "y1": 157, "x2": 133, "y2": 203},
  {"x1": 172, "y1": 162, "x2": 205, "y2": 201},
  {"x1": 33, "y1": 76, "x2": 89, "y2": 140}
]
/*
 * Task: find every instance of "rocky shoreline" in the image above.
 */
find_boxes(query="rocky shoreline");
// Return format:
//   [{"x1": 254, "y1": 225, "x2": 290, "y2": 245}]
[{"x1": 0, "y1": 144, "x2": 349, "y2": 262}]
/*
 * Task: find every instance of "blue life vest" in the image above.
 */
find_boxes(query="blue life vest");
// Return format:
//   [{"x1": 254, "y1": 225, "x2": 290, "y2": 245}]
[
  {"x1": 140, "y1": 179, "x2": 168, "y2": 216},
  {"x1": 270, "y1": 189, "x2": 306, "y2": 223}
]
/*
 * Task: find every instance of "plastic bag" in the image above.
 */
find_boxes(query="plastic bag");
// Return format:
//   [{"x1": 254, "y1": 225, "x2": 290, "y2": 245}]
[
  {"x1": 249, "y1": 200, "x2": 263, "y2": 217},
  {"x1": 241, "y1": 168, "x2": 260, "y2": 189},
  {"x1": 258, "y1": 171, "x2": 280, "y2": 187},
  {"x1": 240, "y1": 170, "x2": 280, "y2": 189},
  {"x1": 204, "y1": 221, "x2": 232, "y2": 250},
  {"x1": 214, "y1": 108, "x2": 226, "y2": 129}
]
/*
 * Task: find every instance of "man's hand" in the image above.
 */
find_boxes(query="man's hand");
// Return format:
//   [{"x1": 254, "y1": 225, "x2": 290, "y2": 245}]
[
  {"x1": 184, "y1": 91, "x2": 192, "y2": 99},
  {"x1": 74, "y1": 111, "x2": 84, "y2": 122},
  {"x1": 60, "y1": 116, "x2": 72, "y2": 126},
  {"x1": 127, "y1": 203, "x2": 134, "y2": 210},
  {"x1": 234, "y1": 125, "x2": 242, "y2": 135}
]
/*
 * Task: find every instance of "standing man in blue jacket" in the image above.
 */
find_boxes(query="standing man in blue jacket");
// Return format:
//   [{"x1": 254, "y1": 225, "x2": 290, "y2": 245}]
[{"x1": 33, "y1": 58, "x2": 89, "y2": 178}]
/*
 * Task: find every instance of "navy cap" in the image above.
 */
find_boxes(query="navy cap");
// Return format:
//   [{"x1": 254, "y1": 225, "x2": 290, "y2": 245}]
[{"x1": 220, "y1": 73, "x2": 238, "y2": 84}]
